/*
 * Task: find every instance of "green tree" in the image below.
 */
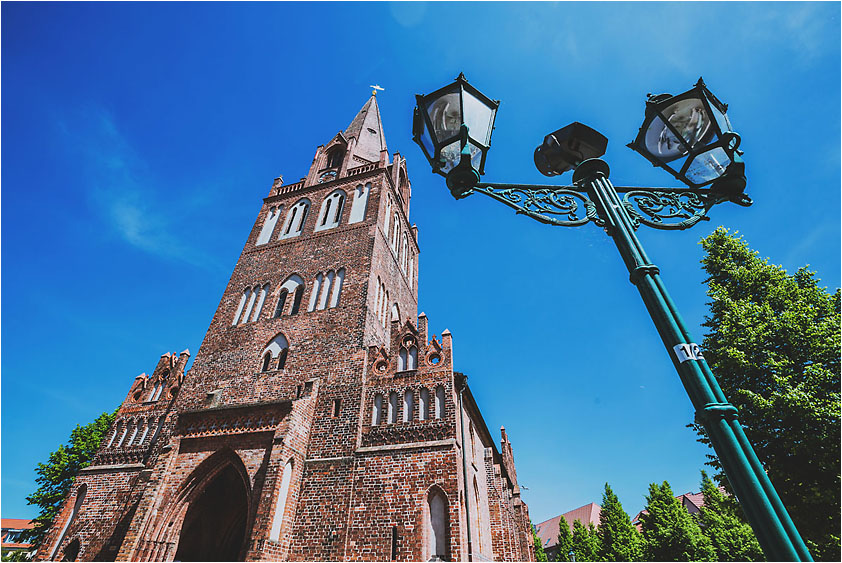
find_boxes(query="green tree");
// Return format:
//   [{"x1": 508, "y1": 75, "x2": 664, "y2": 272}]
[
  {"x1": 640, "y1": 481, "x2": 715, "y2": 561},
  {"x1": 21, "y1": 410, "x2": 117, "y2": 549},
  {"x1": 695, "y1": 228, "x2": 841, "y2": 561},
  {"x1": 532, "y1": 521, "x2": 548, "y2": 562},
  {"x1": 554, "y1": 515, "x2": 573, "y2": 562},
  {"x1": 598, "y1": 483, "x2": 643, "y2": 561},
  {"x1": 570, "y1": 520, "x2": 600, "y2": 562},
  {"x1": 697, "y1": 472, "x2": 763, "y2": 561}
]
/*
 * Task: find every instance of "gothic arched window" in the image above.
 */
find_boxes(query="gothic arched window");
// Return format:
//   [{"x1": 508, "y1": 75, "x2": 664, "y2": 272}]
[
  {"x1": 256, "y1": 205, "x2": 282, "y2": 246},
  {"x1": 261, "y1": 334, "x2": 289, "y2": 373},
  {"x1": 349, "y1": 183, "x2": 370, "y2": 224},
  {"x1": 372, "y1": 393, "x2": 383, "y2": 426},
  {"x1": 274, "y1": 275, "x2": 304, "y2": 317},
  {"x1": 325, "y1": 147, "x2": 344, "y2": 169},
  {"x1": 315, "y1": 190, "x2": 346, "y2": 232},
  {"x1": 388, "y1": 391, "x2": 398, "y2": 424},
  {"x1": 425, "y1": 488, "x2": 450, "y2": 561},
  {"x1": 419, "y1": 388, "x2": 430, "y2": 421},
  {"x1": 435, "y1": 386, "x2": 445, "y2": 419},
  {"x1": 383, "y1": 195, "x2": 392, "y2": 235},
  {"x1": 269, "y1": 459, "x2": 295, "y2": 542},
  {"x1": 279, "y1": 198, "x2": 310, "y2": 239},
  {"x1": 403, "y1": 390, "x2": 414, "y2": 422}
]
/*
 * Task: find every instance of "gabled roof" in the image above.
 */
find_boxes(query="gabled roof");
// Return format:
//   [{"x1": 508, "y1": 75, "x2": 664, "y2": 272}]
[
  {"x1": 343, "y1": 94, "x2": 387, "y2": 164},
  {"x1": 534, "y1": 503, "x2": 602, "y2": 549}
]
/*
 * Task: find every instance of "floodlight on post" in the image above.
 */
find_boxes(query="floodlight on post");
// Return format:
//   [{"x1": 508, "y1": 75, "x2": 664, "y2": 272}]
[{"x1": 411, "y1": 73, "x2": 814, "y2": 562}]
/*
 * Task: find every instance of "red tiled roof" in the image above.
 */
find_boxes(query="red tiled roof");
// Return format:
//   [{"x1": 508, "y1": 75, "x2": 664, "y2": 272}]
[
  {"x1": 534, "y1": 503, "x2": 602, "y2": 550},
  {"x1": 1, "y1": 519, "x2": 34, "y2": 530}
]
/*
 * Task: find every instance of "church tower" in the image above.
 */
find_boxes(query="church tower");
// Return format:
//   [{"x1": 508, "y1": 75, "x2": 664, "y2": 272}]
[{"x1": 35, "y1": 95, "x2": 534, "y2": 562}]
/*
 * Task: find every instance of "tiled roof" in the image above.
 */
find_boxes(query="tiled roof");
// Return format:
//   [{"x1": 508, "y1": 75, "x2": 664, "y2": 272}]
[{"x1": 534, "y1": 503, "x2": 602, "y2": 550}]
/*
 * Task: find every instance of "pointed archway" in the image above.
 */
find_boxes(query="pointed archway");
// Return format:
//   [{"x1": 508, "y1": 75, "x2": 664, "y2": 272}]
[{"x1": 173, "y1": 463, "x2": 250, "y2": 561}]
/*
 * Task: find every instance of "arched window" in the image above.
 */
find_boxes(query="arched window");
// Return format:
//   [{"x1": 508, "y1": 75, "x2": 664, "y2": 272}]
[
  {"x1": 262, "y1": 334, "x2": 289, "y2": 373},
  {"x1": 408, "y1": 346, "x2": 418, "y2": 370},
  {"x1": 473, "y1": 476, "x2": 483, "y2": 550},
  {"x1": 401, "y1": 234, "x2": 409, "y2": 273},
  {"x1": 391, "y1": 214, "x2": 400, "y2": 249},
  {"x1": 274, "y1": 275, "x2": 305, "y2": 317},
  {"x1": 308, "y1": 273, "x2": 324, "y2": 312},
  {"x1": 240, "y1": 286, "x2": 259, "y2": 325},
  {"x1": 256, "y1": 206, "x2": 282, "y2": 246},
  {"x1": 388, "y1": 392, "x2": 398, "y2": 424},
  {"x1": 107, "y1": 420, "x2": 123, "y2": 448},
  {"x1": 250, "y1": 284, "x2": 269, "y2": 322},
  {"x1": 375, "y1": 277, "x2": 383, "y2": 322},
  {"x1": 435, "y1": 386, "x2": 445, "y2": 419},
  {"x1": 50, "y1": 484, "x2": 87, "y2": 560},
  {"x1": 383, "y1": 291, "x2": 389, "y2": 328},
  {"x1": 349, "y1": 183, "x2": 370, "y2": 224},
  {"x1": 419, "y1": 388, "x2": 430, "y2": 421},
  {"x1": 116, "y1": 422, "x2": 129, "y2": 447},
  {"x1": 138, "y1": 418, "x2": 151, "y2": 445},
  {"x1": 279, "y1": 198, "x2": 310, "y2": 239},
  {"x1": 126, "y1": 420, "x2": 140, "y2": 447},
  {"x1": 383, "y1": 195, "x2": 392, "y2": 235},
  {"x1": 232, "y1": 288, "x2": 251, "y2": 325},
  {"x1": 269, "y1": 459, "x2": 295, "y2": 542},
  {"x1": 426, "y1": 488, "x2": 450, "y2": 561},
  {"x1": 390, "y1": 303, "x2": 400, "y2": 323},
  {"x1": 403, "y1": 390, "x2": 414, "y2": 422},
  {"x1": 317, "y1": 270, "x2": 335, "y2": 310},
  {"x1": 398, "y1": 348, "x2": 407, "y2": 371},
  {"x1": 372, "y1": 394, "x2": 383, "y2": 426},
  {"x1": 315, "y1": 190, "x2": 346, "y2": 232},
  {"x1": 62, "y1": 538, "x2": 81, "y2": 561},
  {"x1": 329, "y1": 268, "x2": 345, "y2": 308},
  {"x1": 325, "y1": 147, "x2": 344, "y2": 169},
  {"x1": 409, "y1": 252, "x2": 415, "y2": 289}
]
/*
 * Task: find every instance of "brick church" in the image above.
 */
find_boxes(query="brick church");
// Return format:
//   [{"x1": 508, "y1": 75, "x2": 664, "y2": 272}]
[{"x1": 36, "y1": 93, "x2": 535, "y2": 562}]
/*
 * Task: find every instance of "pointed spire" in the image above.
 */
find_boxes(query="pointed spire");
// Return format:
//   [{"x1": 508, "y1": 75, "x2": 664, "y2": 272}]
[{"x1": 344, "y1": 94, "x2": 387, "y2": 164}]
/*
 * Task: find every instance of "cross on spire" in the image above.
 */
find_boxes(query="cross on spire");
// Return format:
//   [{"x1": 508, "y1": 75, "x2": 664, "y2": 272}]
[{"x1": 369, "y1": 84, "x2": 385, "y2": 96}]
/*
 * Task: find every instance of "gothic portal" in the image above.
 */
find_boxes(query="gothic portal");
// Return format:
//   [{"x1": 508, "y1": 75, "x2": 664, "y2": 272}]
[{"x1": 36, "y1": 94, "x2": 535, "y2": 562}]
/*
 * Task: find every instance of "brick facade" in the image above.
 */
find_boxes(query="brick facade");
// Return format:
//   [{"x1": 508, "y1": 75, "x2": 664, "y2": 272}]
[{"x1": 36, "y1": 95, "x2": 534, "y2": 562}]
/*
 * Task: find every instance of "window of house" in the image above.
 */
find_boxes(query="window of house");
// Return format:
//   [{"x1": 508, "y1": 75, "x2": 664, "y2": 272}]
[
  {"x1": 326, "y1": 147, "x2": 344, "y2": 169},
  {"x1": 315, "y1": 190, "x2": 346, "y2": 232},
  {"x1": 274, "y1": 275, "x2": 305, "y2": 317},
  {"x1": 329, "y1": 268, "x2": 345, "y2": 308},
  {"x1": 384, "y1": 195, "x2": 392, "y2": 234},
  {"x1": 398, "y1": 348, "x2": 407, "y2": 371},
  {"x1": 407, "y1": 346, "x2": 418, "y2": 370},
  {"x1": 107, "y1": 421, "x2": 122, "y2": 448},
  {"x1": 308, "y1": 274, "x2": 323, "y2": 312},
  {"x1": 126, "y1": 421, "x2": 139, "y2": 447},
  {"x1": 401, "y1": 234, "x2": 408, "y2": 273},
  {"x1": 250, "y1": 284, "x2": 270, "y2": 322},
  {"x1": 233, "y1": 288, "x2": 251, "y2": 325},
  {"x1": 279, "y1": 198, "x2": 310, "y2": 239},
  {"x1": 317, "y1": 270, "x2": 335, "y2": 310},
  {"x1": 332, "y1": 399, "x2": 341, "y2": 418},
  {"x1": 426, "y1": 488, "x2": 449, "y2": 561}
]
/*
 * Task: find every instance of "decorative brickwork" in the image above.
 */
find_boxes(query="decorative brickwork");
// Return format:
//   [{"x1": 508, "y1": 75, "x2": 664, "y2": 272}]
[{"x1": 35, "y1": 95, "x2": 534, "y2": 562}]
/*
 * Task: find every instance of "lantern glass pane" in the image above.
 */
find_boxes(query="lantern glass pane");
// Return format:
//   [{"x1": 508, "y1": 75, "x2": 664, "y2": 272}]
[
  {"x1": 438, "y1": 140, "x2": 482, "y2": 174},
  {"x1": 685, "y1": 147, "x2": 732, "y2": 184},
  {"x1": 417, "y1": 115, "x2": 435, "y2": 159},
  {"x1": 426, "y1": 92, "x2": 462, "y2": 144},
  {"x1": 645, "y1": 98, "x2": 715, "y2": 161},
  {"x1": 707, "y1": 101, "x2": 732, "y2": 136},
  {"x1": 462, "y1": 89, "x2": 494, "y2": 145}
]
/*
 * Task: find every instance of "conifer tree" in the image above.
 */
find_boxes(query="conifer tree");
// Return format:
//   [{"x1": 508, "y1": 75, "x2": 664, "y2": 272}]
[
  {"x1": 555, "y1": 515, "x2": 573, "y2": 562},
  {"x1": 598, "y1": 483, "x2": 643, "y2": 561},
  {"x1": 570, "y1": 520, "x2": 600, "y2": 562},
  {"x1": 639, "y1": 481, "x2": 715, "y2": 561},
  {"x1": 697, "y1": 472, "x2": 764, "y2": 562},
  {"x1": 695, "y1": 228, "x2": 840, "y2": 560},
  {"x1": 532, "y1": 522, "x2": 548, "y2": 562}
]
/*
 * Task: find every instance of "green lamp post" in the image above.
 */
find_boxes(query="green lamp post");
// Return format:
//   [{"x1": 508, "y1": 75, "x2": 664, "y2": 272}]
[{"x1": 412, "y1": 74, "x2": 812, "y2": 562}]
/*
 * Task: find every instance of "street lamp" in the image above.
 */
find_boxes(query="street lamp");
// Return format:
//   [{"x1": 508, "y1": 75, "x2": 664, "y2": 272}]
[{"x1": 412, "y1": 74, "x2": 813, "y2": 562}]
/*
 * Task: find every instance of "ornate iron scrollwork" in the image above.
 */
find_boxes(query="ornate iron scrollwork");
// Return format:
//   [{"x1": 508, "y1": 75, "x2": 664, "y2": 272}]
[
  {"x1": 471, "y1": 185, "x2": 594, "y2": 227},
  {"x1": 472, "y1": 182, "x2": 731, "y2": 231},
  {"x1": 621, "y1": 189, "x2": 728, "y2": 230}
]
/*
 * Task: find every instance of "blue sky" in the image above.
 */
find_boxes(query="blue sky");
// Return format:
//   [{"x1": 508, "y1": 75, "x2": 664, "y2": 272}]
[{"x1": 2, "y1": 2, "x2": 839, "y2": 526}]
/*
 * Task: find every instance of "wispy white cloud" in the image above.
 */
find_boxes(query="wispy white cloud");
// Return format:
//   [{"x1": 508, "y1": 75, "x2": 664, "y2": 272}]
[{"x1": 59, "y1": 107, "x2": 219, "y2": 269}]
